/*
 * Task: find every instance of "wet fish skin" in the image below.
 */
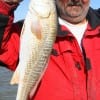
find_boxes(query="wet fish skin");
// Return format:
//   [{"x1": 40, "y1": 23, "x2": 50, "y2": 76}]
[{"x1": 10, "y1": 0, "x2": 57, "y2": 100}]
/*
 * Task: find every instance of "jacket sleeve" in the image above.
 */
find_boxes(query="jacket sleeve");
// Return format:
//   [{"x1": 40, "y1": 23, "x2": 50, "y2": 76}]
[{"x1": 0, "y1": 0, "x2": 22, "y2": 71}]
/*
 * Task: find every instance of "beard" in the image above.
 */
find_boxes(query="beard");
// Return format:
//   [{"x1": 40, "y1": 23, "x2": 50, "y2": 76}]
[{"x1": 56, "y1": 0, "x2": 89, "y2": 24}]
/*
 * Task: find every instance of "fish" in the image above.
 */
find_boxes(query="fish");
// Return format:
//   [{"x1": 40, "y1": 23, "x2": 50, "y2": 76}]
[{"x1": 10, "y1": 0, "x2": 57, "y2": 100}]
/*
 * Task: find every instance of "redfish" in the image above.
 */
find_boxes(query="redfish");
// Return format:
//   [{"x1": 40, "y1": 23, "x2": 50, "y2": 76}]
[{"x1": 10, "y1": 0, "x2": 57, "y2": 100}]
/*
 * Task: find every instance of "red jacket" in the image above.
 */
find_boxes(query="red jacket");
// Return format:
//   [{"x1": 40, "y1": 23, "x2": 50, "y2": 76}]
[
  {"x1": 0, "y1": 0, "x2": 22, "y2": 70},
  {"x1": 1, "y1": 1, "x2": 100, "y2": 99}
]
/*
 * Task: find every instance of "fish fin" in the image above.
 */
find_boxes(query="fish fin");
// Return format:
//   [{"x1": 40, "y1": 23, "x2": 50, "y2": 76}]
[
  {"x1": 31, "y1": 17, "x2": 42, "y2": 40},
  {"x1": 10, "y1": 67, "x2": 20, "y2": 85}
]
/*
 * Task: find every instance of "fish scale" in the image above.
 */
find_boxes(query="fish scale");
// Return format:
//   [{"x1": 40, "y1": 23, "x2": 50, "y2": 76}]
[{"x1": 10, "y1": 0, "x2": 57, "y2": 100}]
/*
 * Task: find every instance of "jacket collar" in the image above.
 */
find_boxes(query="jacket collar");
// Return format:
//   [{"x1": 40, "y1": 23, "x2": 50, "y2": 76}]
[
  {"x1": 87, "y1": 7, "x2": 100, "y2": 29},
  {"x1": 57, "y1": 24, "x2": 70, "y2": 37}
]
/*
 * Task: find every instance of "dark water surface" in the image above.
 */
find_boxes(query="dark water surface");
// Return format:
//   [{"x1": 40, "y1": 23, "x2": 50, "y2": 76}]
[{"x1": 0, "y1": 67, "x2": 18, "y2": 100}]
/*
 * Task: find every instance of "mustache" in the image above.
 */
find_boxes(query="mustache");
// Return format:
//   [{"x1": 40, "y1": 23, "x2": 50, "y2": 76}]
[{"x1": 67, "y1": 1, "x2": 82, "y2": 6}]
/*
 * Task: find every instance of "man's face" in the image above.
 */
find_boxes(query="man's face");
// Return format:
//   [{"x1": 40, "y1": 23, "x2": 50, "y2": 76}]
[{"x1": 56, "y1": 0, "x2": 90, "y2": 24}]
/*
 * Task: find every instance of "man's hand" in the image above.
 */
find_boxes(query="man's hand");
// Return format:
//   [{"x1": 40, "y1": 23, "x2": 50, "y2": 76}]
[{"x1": 4, "y1": 0, "x2": 23, "y2": 4}]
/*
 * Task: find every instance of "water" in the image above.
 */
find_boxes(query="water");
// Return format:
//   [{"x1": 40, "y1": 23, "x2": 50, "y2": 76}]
[{"x1": 0, "y1": 67, "x2": 18, "y2": 100}]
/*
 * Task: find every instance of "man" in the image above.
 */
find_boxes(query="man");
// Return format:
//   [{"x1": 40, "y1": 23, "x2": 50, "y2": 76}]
[
  {"x1": 0, "y1": 0, "x2": 23, "y2": 70},
  {"x1": 0, "y1": 0, "x2": 100, "y2": 100}
]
